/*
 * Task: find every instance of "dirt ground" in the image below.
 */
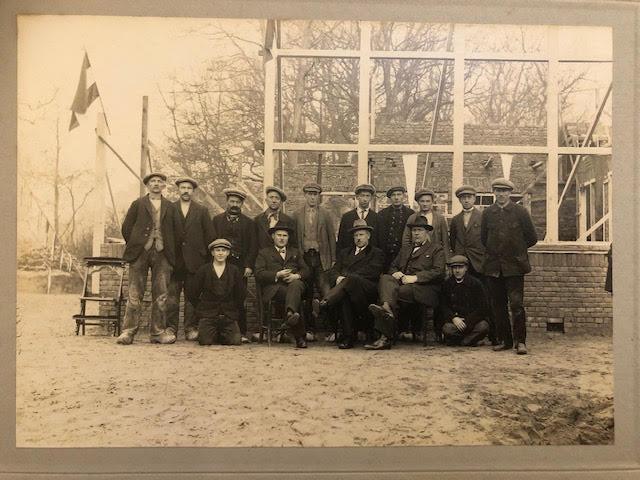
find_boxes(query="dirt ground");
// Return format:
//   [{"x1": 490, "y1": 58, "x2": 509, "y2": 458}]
[{"x1": 16, "y1": 292, "x2": 614, "y2": 447}]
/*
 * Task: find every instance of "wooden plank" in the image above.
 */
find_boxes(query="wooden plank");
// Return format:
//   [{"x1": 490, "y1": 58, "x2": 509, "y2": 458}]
[
  {"x1": 546, "y1": 26, "x2": 560, "y2": 242},
  {"x1": 358, "y1": 22, "x2": 372, "y2": 184},
  {"x1": 451, "y1": 24, "x2": 465, "y2": 215}
]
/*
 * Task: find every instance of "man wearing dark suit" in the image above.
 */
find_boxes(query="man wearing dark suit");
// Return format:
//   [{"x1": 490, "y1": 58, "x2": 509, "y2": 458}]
[
  {"x1": 367, "y1": 216, "x2": 446, "y2": 350},
  {"x1": 481, "y1": 178, "x2": 538, "y2": 355},
  {"x1": 255, "y1": 223, "x2": 310, "y2": 348},
  {"x1": 336, "y1": 183, "x2": 379, "y2": 257},
  {"x1": 376, "y1": 186, "x2": 414, "y2": 272},
  {"x1": 166, "y1": 177, "x2": 215, "y2": 341},
  {"x1": 292, "y1": 182, "x2": 336, "y2": 341},
  {"x1": 313, "y1": 219, "x2": 385, "y2": 349},
  {"x1": 254, "y1": 186, "x2": 296, "y2": 250},
  {"x1": 117, "y1": 172, "x2": 181, "y2": 345},
  {"x1": 211, "y1": 187, "x2": 258, "y2": 343},
  {"x1": 440, "y1": 255, "x2": 490, "y2": 347},
  {"x1": 402, "y1": 189, "x2": 451, "y2": 262},
  {"x1": 449, "y1": 184, "x2": 496, "y2": 344}
]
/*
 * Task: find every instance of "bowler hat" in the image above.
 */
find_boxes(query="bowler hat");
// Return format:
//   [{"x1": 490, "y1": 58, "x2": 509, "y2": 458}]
[
  {"x1": 302, "y1": 182, "x2": 322, "y2": 194},
  {"x1": 268, "y1": 222, "x2": 295, "y2": 236},
  {"x1": 455, "y1": 185, "x2": 477, "y2": 197},
  {"x1": 223, "y1": 188, "x2": 247, "y2": 201},
  {"x1": 208, "y1": 238, "x2": 232, "y2": 251},
  {"x1": 406, "y1": 216, "x2": 434, "y2": 231},
  {"x1": 386, "y1": 186, "x2": 406, "y2": 198},
  {"x1": 349, "y1": 218, "x2": 374, "y2": 234},
  {"x1": 175, "y1": 176, "x2": 198, "y2": 188},
  {"x1": 414, "y1": 189, "x2": 435, "y2": 202},
  {"x1": 143, "y1": 172, "x2": 167, "y2": 185},
  {"x1": 447, "y1": 255, "x2": 469, "y2": 267},
  {"x1": 265, "y1": 185, "x2": 287, "y2": 201},
  {"x1": 491, "y1": 178, "x2": 515, "y2": 191},
  {"x1": 354, "y1": 183, "x2": 376, "y2": 195}
]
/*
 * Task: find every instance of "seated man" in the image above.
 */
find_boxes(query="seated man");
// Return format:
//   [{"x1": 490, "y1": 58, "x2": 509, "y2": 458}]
[
  {"x1": 255, "y1": 222, "x2": 310, "y2": 349},
  {"x1": 367, "y1": 216, "x2": 445, "y2": 350},
  {"x1": 186, "y1": 239, "x2": 246, "y2": 346},
  {"x1": 313, "y1": 219, "x2": 385, "y2": 349},
  {"x1": 441, "y1": 255, "x2": 490, "y2": 347}
]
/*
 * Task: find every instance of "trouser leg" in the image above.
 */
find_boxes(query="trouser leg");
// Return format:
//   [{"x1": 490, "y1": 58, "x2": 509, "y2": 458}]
[
  {"x1": 219, "y1": 315, "x2": 242, "y2": 345},
  {"x1": 183, "y1": 273, "x2": 197, "y2": 333},
  {"x1": 442, "y1": 322, "x2": 463, "y2": 345},
  {"x1": 505, "y1": 276, "x2": 526, "y2": 345},
  {"x1": 284, "y1": 280, "x2": 306, "y2": 339},
  {"x1": 461, "y1": 320, "x2": 490, "y2": 346},
  {"x1": 149, "y1": 250, "x2": 172, "y2": 337},
  {"x1": 198, "y1": 317, "x2": 218, "y2": 345},
  {"x1": 339, "y1": 298, "x2": 356, "y2": 341},
  {"x1": 166, "y1": 273, "x2": 183, "y2": 334},
  {"x1": 121, "y1": 251, "x2": 150, "y2": 336},
  {"x1": 488, "y1": 276, "x2": 512, "y2": 347}
]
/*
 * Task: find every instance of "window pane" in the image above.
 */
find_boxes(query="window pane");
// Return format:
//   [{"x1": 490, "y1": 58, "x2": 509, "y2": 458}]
[
  {"x1": 279, "y1": 20, "x2": 360, "y2": 49},
  {"x1": 370, "y1": 22, "x2": 454, "y2": 51},
  {"x1": 464, "y1": 61, "x2": 547, "y2": 145},
  {"x1": 465, "y1": 24, "x2": 547, "y2": 54},
  {"x1": 559, "y1": 63, "x2": 612, "y2": 147},
  {"x1": 279, "y1": 58, "x2": 359, "y2": 143},
  {"x1": 558, "y1": 26, "x2": 612, "y2": 60},
  {"x1": 371, "y1": 59, "x2": 454, "y2": 144}
]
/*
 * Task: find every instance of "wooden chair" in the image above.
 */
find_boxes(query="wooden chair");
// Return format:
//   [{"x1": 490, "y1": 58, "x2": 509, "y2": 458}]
[
  {"x1": 255, "y1": 283, "x2": 289, "y2": 347},
  {"x1": 73, "y1": 257, "x2": 127, "y2": 336}
]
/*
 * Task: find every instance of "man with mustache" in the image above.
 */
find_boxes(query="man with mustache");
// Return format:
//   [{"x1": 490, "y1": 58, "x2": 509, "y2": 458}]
[
  {"x1": 254, "y1": 186, "x2": 296, "y2": 250},
  {"x1": 166, "y1": 177, "x2": 215, "y2": 341}
]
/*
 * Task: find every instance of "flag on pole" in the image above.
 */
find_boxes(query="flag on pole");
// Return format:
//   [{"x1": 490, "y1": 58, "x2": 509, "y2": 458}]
[{"x1": 69, "y1": 52, "x2": 100, "y2": 131}]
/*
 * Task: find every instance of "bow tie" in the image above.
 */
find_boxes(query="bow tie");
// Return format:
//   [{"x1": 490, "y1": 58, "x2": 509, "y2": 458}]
[{"x1": 278, "y1": 247, "x2": 286, "y2": 254}]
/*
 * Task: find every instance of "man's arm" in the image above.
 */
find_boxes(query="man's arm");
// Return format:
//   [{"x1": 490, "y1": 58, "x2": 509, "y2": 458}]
[
  {"x1": 185, "y1": 266, "x2": 205, "y2": 307},
  {"x1": 415, "y1": 246, "x2": 446, "y2": 284},
  {"x1": 254, "y1": 250, "x2": 278, "y2": 285},
  {"x1": 520, "y1": 207, "x2": 538, "y2": 248},
  {"x1": 480, "y1": 209, "x2": 488, "y2": 247},
  {"x1": 121, "y1": 200, "x2": 138, "y2": 242}
]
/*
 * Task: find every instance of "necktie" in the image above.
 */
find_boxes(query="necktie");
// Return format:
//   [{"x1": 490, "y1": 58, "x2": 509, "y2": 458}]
[
  {"x1": 359, "y1": 209, "x2": 367, "y2": 220},
  {"x1": 269, "y1": 212, "x2": 278, "y2": 228},
  {"x1": 278, "y1": 247, "x2": 286, "y2": 259}
]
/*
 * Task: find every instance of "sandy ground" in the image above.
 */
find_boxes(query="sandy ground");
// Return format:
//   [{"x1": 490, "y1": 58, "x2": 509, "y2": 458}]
[{"x1": 16, "y1": 292, "x2": 613, "y2": 447}]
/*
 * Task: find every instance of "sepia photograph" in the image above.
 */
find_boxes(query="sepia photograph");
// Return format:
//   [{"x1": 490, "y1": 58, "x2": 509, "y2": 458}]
[{"x1": 14, "y1": 13, "x2": 618, "y2": 453}]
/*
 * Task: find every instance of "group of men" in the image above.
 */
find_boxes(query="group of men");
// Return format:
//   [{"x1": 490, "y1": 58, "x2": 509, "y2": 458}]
[{"x1": 116, "y1": 171, "x2": 537, "y2": 355}]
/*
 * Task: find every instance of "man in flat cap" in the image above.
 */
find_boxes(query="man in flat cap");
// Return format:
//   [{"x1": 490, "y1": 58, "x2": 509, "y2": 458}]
[
  {"x1": 313, "y1": 219, "x2": 385, "y2": 349},
  {"x1": 336, "y1": 183, "x2": 379, "y2": 256},
  {"x1": 376, "y1": 186, "x2": 414, "y2": 272},
  {"x1": 481, "y1": 177, "x2": 538, "y2": 355},
  {"x1": 117, "y1": 172, "x2": 181, "y2": 345},
  {"x1": 211, "y1": 187, "x2": 258, "y2": 343},
  {"x1": 166, "y1": 177, "x2": 215, "y2": 341},
  {"x1": 185, "y1": 239, "x2": 246, "y2": 346},
  {"x1": 403, "y1": 189, "x2": 451, "y2": 263},
  {"x1": 367, "y1": 216, "x2": 445, "y2": 350},
  {"x1": 254, "y1": 186, "x2": 296, "y2": 250},
  {"x1": 292, "y1": 182, "x2": 336, "y2": 342},
  {"x1": 449, "y1": 184, "x2": 496, "y2": 344},
  {"x1": 440, "y1": 255, "x2": 490, "y2": 347},
  {"x1": 255, "y1": 222, "x2": 310, "y2": 349}
]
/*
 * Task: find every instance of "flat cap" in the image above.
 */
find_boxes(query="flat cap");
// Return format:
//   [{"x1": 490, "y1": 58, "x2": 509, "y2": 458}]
[
  {"x1": 447, "y1": 255, "x2": 469, "y2": 266},
  {"x1": 455, "y1": 185, "x2": 477, "y2": 197},
  {"x1": 354, "y1": 183, "x2": 376, "y2": 195},
  {"x1": 349, "y1": 218, "x2": 374, "y2": 233},
  {"x1": 208, "y1": 238, "x2": 232, "y2": 250},
  {"x1": 491, "y1": 178, "x2": 516, "y2": 191},
  {"x1": 174, "y1": 176, "x2": 198, "y2": 188},
  {"x1": 223, "y1": 188, "x2": 247, "y2": 200},
  {"x1": 302, "y1": 182, "x2": 322, "y2": 194},
  {"x1": 386, "y1": 186, "x2": 406, "y2": 197},
  {"x1": 265, "y1": 185, "x2": 287, "y2": 201},
  {"x1": 414, "y1": 189, "x2": 435, "y2": 202},
  {"x1": 143, "y1": 172, "x2": 167, "y2": 185},
  {"x1": 268, "y1": 222, "x2": 295, "y2": 236},
  {"x1": 406, "y1": 216, "x2": 434, "y2": 231}
]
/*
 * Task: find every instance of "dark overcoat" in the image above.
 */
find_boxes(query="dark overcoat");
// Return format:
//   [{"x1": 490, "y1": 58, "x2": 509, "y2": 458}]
[
  {"x1": 211, "y1": 213, "x2": 258, "y2": 270},
  {"x1": 173, "y1": 199, "x2": 215, "y2": 274},
  {"x1": 121, "y1": 195, "x2": 180, "y2": 266},
  {"x1": 329, "y1": 244, "x2": 385, "y2": 305},
  {"x1": 402, "y1": 211, "x2": 452, "y2": 261},
  {"x1": 185, "y1": 263, "x2": 246, "y2": 321},
  {"x1": 376, "y1": 204, "x2": 414, "y2": 267},
  {"x1": 480, "y1": 201, "x2": 538, "y2": 277},
  {"x1": 449, "y1": 207, "x2": 485, "y2": 274},
  {"x1": 336, "y1": 209, "x2": 379, "y2": 255},
  {"x1": 253, "y1": 210, "x2": 297, "y2": 250},
  {"x1": 389, "y1": 241, "x2": 446, "y2": 306},
  {"x1": 440, "y1": 274, "x2": 488, "y2": 330},
  {"x1": 254, "y1": 245, "x2": 310, "y2": 304}
]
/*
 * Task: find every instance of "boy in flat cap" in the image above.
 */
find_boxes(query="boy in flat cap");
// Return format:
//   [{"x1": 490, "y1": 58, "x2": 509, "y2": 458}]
[
  {"x1": 255, "y1": 222, "x2": 310, "y2": 348},
  {"x1": 336, "y1": 183, "x2": 379, "y2": 256},
  {"x1": 376, "y1": 186, "x2": 414, "y2": 272},
  {"x1": 117, "y1": 172, "x2": 181, "y2": 345},
  {"x1": 254, "y1": 186, "x2": 297, "y2": 250},
  {"x1": 440, "y1": 255, "x2": 490, "y2": 347},
  {"x1": 211, "y1": 187, "x2": 258, "y2": 343},
  {"x1": 402, "y1": 189, "x2": 451, "y2": 263},
  {"x1": 186, "y1": 239, "x2": 246, "y2": 345},
  {"x1": 481, "y1": 177, "x2": 538, "y2": 355},
  {"x1": 292, "y1": 182, "x2": 336, "y2": 342},
  {"x1": 367, "y1": 217, "x2": 445, "y2": 350},
  {"x1": 166, "y1": 177, "x2": 215, "y2": 341}
]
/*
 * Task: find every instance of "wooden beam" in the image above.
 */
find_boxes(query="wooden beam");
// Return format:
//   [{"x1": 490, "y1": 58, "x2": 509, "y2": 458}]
[
  {"x1": 357, "y1": 22, "x2": 372, "y2": 184},
  {"x1": 263, "y1": 49, "x2": 277, "y2": 190},
  {"x1": 546, "y1": 26, "x2": 560, "y2": 242},
  {"x1": 451, "y1": 24, "x2": 465, "y2": 215}
]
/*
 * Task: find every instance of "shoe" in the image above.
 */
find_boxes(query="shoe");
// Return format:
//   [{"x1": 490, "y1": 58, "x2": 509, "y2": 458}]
[
  {"x1": 493, "y1": 342, "x2": 513, "y2": 351},
  {"x1": 116, "y1": 332, "x2": 134, "y2": 345},
  {"x1": 516, "y1": 343, "x2": 528, "y2": 355},
  {"x1": 286, "y1": 311, "x2": 301, "y2": 326},
  {"x1": 295, "y1": 337, "x2": 308, "y2": 349},
  {"x1": 150, "y1": 331, "x2": 176, "y2": 344},
  {"x1": 185, "y1": 330, "x2": 199, "y2": 341},
  {"x1": 241, "y1": 336, "x2": 251, "y2": 344},
  {"x1": 325, "y1": 332, "x2": 336, "y2": 342},
  {"x1": 364, "y1": 335, "x2": 391, "y2": 350},
  {"x1": 305, "y1": 331, "x2": 316, "y2": 342},
  {"x1": 251, "y1": 332, "x2": 261, "y2": 342},
  {"x1": 338, "y1": 339, "x2": 354, "y2": 349},
  {"x1": 398, "y1": 331, "x2": 413, "y2": 341}
]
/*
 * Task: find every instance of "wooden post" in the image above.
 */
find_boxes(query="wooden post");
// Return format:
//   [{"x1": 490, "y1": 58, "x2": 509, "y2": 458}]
[
  {"x1": 92, "y1": 113, "x2": 107, "y2": 293},
  {"x1": 357, "y1": 21, "x2": 371, "y2": 184},
  {"x1": 264, "y1": 54, "x2": 276, "y2": 190},
  {"x1": 451, "y1": 25, "x2": 465, "y2": 216},
  {"x1": 546, "y1": 26, "x2": 560, "y2": 242},
  {"x1": 140, "y1": 96, "x2": 149, "y2": 197}
]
